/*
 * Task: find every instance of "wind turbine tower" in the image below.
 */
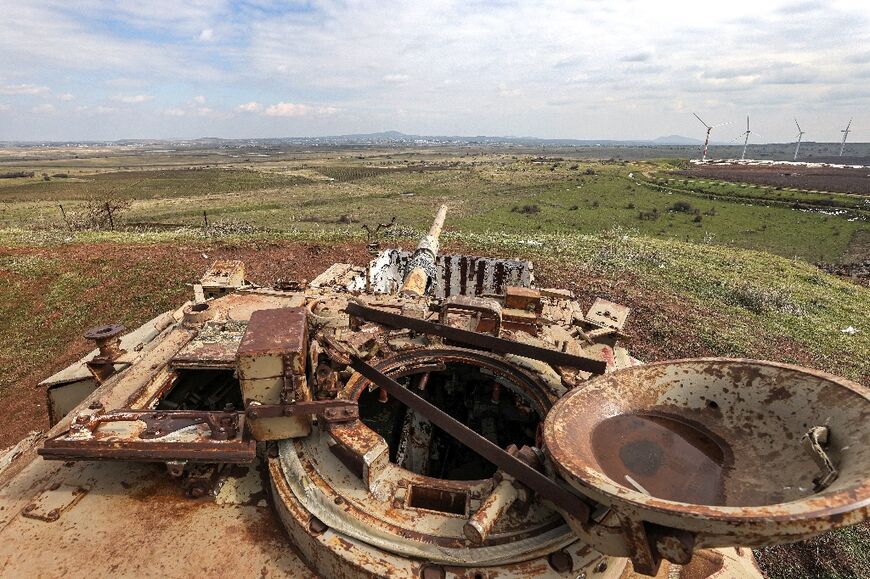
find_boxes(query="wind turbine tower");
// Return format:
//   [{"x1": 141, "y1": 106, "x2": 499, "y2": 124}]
[
  {"x1": 739, "y1": 115, "x2": 759, "y2": 161},
  {"x1": 839, "y1": 119, "x2": 852, "y2": 156},
  {"x1": 793, "y1": 118, "x2": 806, "y2": 161},
  {"x1": 692, "y1": 113, "x2": 729, "y2": 161}
]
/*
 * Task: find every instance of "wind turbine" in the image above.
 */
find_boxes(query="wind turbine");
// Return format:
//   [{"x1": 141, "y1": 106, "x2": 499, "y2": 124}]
[
  {"x1": 737, "y1": 115, "x2": 761, "y2": 161},
  {"x1": 793, "y1": 118, "x2": 806, "y2": 161},
  {"x1": 693, "y1": 113, "x2": 729, "y2": 161},
  {"x1": 839, "y1": 118, "x2": 852, "y2": 156}
]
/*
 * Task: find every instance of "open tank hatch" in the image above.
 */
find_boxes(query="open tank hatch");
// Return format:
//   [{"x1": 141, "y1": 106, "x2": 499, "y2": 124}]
[{"x1": 357, "y1": 361, "x2": 541, "y2": 481}]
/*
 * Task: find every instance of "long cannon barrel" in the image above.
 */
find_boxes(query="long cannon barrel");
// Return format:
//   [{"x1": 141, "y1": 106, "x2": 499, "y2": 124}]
[{"x1": 400, "y1": 204, "x2": 448, "y2": 297}]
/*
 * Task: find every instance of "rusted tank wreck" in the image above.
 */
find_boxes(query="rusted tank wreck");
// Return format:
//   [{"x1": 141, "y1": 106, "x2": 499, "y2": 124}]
[{"x1": 1, "y1": 206, "x2": 868, "y2": 578}]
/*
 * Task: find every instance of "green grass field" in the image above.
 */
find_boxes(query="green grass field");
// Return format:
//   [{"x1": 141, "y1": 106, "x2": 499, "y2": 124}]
[{"x1": 0, "y1": 153, "x2": 865, "y2": 263}]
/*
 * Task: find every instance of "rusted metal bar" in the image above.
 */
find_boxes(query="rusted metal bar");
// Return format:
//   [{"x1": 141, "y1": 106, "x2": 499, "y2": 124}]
[
  {"x1": 245, "y1": 399, "x2": 358, "y2": 422},
  {"x1": 349, "y1": 357, "x2": 592, "y2": 524},
  {"x1": 346, "y1": 301, "x2": 607, "y2": 374},
  {"x1": 39, "y1": 439, "x2": 255, "y2": 464}
]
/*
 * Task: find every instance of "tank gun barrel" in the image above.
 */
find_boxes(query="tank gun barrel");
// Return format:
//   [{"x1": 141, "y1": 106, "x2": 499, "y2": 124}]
[{"x1": 400, "y1": 204, "x2": 448, "y2": 297}]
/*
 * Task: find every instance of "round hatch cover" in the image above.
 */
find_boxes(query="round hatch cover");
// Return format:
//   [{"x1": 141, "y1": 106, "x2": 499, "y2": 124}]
[{"x1": 543, "y1": 358, "x2": 870, "y2": 546}]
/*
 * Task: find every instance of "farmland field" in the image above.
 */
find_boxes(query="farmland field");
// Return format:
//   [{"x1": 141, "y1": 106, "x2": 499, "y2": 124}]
[
  {"x1": 0, "y1": 142, "x2": 868, "y2": 579},
  {"x1": 676, "y1": 162, "x2": 870, "y2": 195}
]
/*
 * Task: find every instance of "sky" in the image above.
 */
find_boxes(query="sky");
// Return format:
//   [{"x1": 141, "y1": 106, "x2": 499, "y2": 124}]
[{"x1": 1, "y1": 0, "x2": 869, "y2": 142}]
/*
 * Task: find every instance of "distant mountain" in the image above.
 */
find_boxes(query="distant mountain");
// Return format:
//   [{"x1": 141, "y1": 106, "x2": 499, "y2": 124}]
[
  {"x1": 8, "y1": 131, "x2": 866, "y2": 150},
  {"x1": 653, "y1": 135, "x2": 702, "y2": 145},
  {"x1": 275, "y1": 131, "x2": 707, "y2": 147}
]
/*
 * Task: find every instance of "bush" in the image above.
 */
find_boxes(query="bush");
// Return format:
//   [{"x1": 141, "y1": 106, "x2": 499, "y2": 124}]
[
  {"x1": 584, "y1": 168, "x2": 596, "y2": 175},
  {"x1": 64, "y1": 193, "x2": 131, "y2": 230},
  {"x1": 693, "y1": 214, "x2": 703, "y2": 223},
  {"x1": 0, "y1": 171, "x2": 34, "y2": 179},
  {"x1": 511, "y1": 204, "x2": 541, "y2": 215},
  {"x1": 669, "y1": 200, "x2": 694, "y2": 213},
  {"x1": 626, "y1": 202, "x2": 636, "y2": 209},
  {"x1": 729, "y1": 283, "x2": 803, "y2": 315},
  {"x1": 638, "y1": 208, "x2": 659, "y2": 221}
]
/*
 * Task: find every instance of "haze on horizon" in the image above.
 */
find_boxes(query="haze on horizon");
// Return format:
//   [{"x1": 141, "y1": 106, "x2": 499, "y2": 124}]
[{"x1": 1, "y1": 0, "x2": 869, "y2": 143}]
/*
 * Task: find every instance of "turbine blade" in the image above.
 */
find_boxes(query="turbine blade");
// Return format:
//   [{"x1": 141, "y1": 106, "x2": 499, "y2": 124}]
[
  {"x1": 693, "y1": 113, "x2": 710, "y2": 128},
  {"x1": 794, "y1": 118, "x2": 802, "y2": 132},
  {"x1": 746, "y1": 115, "x2": 750, "y2": 131},
  {"x1": 712, "y1": 120, "x2": 732, "y2": 128}
]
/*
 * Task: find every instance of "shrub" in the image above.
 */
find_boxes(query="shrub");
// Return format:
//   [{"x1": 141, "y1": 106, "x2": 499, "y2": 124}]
[
  {"x1": 729, "y1": 283, "x2": 803, "y2": 315},
  {"x1": 65, "y1": 192, "x2": 132, "y2": 230},
  {"x1": 669, "y1": 200, "x2": 694, "y2": 213},
  {"x1": 511, "y1": 204, "x2": 541, "y2": 215}
]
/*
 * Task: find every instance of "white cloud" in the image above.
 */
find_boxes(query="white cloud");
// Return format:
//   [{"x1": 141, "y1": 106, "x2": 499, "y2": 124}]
[
  {"x1": 164, "y1": 107, "x2": 186, "y2": 116},
  {"x1": 263, "y1": 102, "x2": 339, "y2": 117},
  {"x1": 497, "y1": 83, "x2": 521, "y2": 97},
  {"x1": 112, "y1": 94, "x2": 154, "y2": 103},
  {"x1": 76, "y1": 105, "x2": 119, "y2": 113},
  {"x1": 191, "y1": 95, "x2": 206, "y2": 104},
  {"x1": 198, "y1": 28, "x2": 214, "y2": 42},
  {"x1": 31, "y1": 103, "x2": 56, "y2": 113},
  {"x1": 0, "y1": 103, "x2": 10, "y2": 112},
  {"x1": 383, "y1": 74, "x2": 410, "y2": 83},
  {"x1": 0, "y1": 83, "x2": 49, "y2": 95},
  {"x1": 57, "y1": 92, "x2": 75, "y2": 101},
  {"x1": 236, "y1": 101, "x2": 263, "y2": 112},
  {"x1": 264, "y1": 102, "x2": 310, "y2": 117}
]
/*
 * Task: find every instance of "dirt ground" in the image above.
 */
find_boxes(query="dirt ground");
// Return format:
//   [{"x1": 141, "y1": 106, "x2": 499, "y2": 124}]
[{"x1": 677, "y1": 163, "x2": 870, "y2": 195}]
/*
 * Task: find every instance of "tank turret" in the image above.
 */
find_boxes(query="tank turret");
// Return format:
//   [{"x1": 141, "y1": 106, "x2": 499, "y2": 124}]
[{"x1": 1, "y1": 208, "x2": 868, "y2": 578}]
